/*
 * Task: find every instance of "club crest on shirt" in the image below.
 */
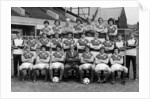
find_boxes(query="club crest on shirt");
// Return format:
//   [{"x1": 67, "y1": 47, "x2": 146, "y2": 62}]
[{"x1": 91, "y1": 39, "x2": 101, "y2": 46}]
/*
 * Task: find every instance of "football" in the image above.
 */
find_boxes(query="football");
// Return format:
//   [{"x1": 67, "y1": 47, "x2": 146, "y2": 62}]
[
  {"x1": 52, "y1": 77, "x2": 59, "y2": 83},
  {"x1": 83, "y1": 78, "x2": 90, "y2": 84}
]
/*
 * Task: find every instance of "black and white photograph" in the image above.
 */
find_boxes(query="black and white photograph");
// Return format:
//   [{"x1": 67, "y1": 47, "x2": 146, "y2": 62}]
[{"x1": 11, "y1": 7, "x2": 139, "y2": 92}]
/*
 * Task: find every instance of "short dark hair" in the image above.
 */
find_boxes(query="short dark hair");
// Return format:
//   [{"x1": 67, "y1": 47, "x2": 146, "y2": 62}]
[
  {"x1": 43, "y1": 20, "x2": 49, "y2": 25},
  {"x1": 108, "y1": 18, "x2": 115, "y2": 24},
  {"x1": 84, "y1": 45, "x2": 91, "y2": 51},
  {"x1": 54, "y1": 19, "x2": 60, "y2": 25},
  {"x1": 100, "y1": 47, "x2": 105, "y2": 51},
  {"x1": 113, "y1": 47, "x2": 120, "y2": 53},
  {"x1": 56, "y1": 45, "x2": 62, "y2": 49},
  {"x1": 76, "y1": 18, "x2": 82, "y2": 24},
  {"x1": 98, "y1": 17, "x2": 103, "y2": 22}
]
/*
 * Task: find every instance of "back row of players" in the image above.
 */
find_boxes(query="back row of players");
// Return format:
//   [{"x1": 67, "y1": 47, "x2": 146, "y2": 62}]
[{"x1": 12, "y1": 17, "x2": 138, "y2": 85}]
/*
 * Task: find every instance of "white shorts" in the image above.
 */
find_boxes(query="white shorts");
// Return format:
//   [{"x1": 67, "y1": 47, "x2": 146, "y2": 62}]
[
  {"x1": 50, "y1": 62, "x2": 64, "y2": 69},
  {"x1": 111, "y1": 64, "x2": 128, "y2": 73},
  {"x1": 95, "y1": 63, "x2": 111, "y2": 72},
  {"x1": 80, "y1": 63, "x2": 94, "y2": 70},
  {"x1": 33, "y1": 63, "x2": 49, "y2": 70},
  {"x1": 19, "y1": 63, "x2": 33, "y2": 70}
]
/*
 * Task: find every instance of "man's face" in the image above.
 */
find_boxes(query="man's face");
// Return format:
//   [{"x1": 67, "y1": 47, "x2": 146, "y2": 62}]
[
  {"x1": 43, "y1": 34, "x2": 47, "y2": 38},
  {"x1": 109, "y1": 21, "x2": 113, "y2": 26},
  {"x1": 98, "y1": 19, "x2": 103, "y2": 24},
  {"x1": 30, "y1": 35, "x2": 34, "y2": 39},
  {"x1": 131, "y1": 34, "x2": 134, "y2": 39},
  {"x1": 55, "y1": 21, "x2": 59, "y2": 26},
  {"x1": 70, "y1": 46, "x2": 74, "y2": 51},
  {"x1": 41, "y1": 47, "x2": 46, "y2": 52},
  {"x1": 118, "y1": 36, "x2": 122, "y2": 41},
  {"x1": 26, "y1": 47, "x2": 30, "y2": 52},
  {"x1": 87, "y1": 18, "x2": 91, "y2": 24},
  {"x1": 55, "y1": 34, "x2": 59, "y2": 38},
  {"x1": 106, "y1": 35, "x2": 109, "y2": 41},
  {"x1": 68, "y1": 34, "x2": 72, "y2": 39},
  {"x1": 66, "y1": 21, "x2": 69, "y2": 26},
  {"x1": 94, "y1": 34, "x2": 98, "y2": 39},
  {"x1": 85, "y1": 47, "x2": 90, "y2": 52},
  {"x1": 44, "y1": 23, "x2": 49, "y2": 27},
  {"x1": 81, "y1": 34, "x2": 85, "y2": 38},
  {"x1": 114, "y1": 49, "x2": 119, "y2": 54},
  {"x1": 17, "y1": 33, "x2": 21, "y2": 38},
  {"x1": 77, "y1": 21, "x2": 81, "y2": 25},
  {"x1": 56, "y1": 47, "x2": 61, "y2": 52},
  {"x1": 100, "y1": 49, "x2": 104, "y2": 54}
]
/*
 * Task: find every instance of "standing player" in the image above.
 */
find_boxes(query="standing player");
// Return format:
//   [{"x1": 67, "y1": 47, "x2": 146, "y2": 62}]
[
  {"x1": 19, "y1": 46, "x2": 34, "y2": 81},
  {"x1": 90, "y1": 33, "x2": 103, "y2": 57},
  {"x1": 49, "y1": 45, "x2": 65, "y2": 82},
  {"x1": 73, "y1": 18, "x2": 84, "y2": 39},
  {"x1": 79, "y1": 46, "x2": 95, "y2": 83},
  {"x1": 52, "y1": 19, "x2": 62, "y2": 37},
  {"x1": 84, "y1": 16, "x2": 95, "y2": 40},
  {"x1": 40, "y1": 20, "x2": 53, "y2": 38},
  {"x1": 64, "y1": 45, "x2": 79, "y2": 82},
  {"x1": 94, "y1": 17, "x2": 107, "y2": 41},
  {"x1": 32, "y1": 45, "x2": 50, "y2": 82},
  {"x1": 107, "y1": 18, "x2": 118, "y2": 41},
  {"x1": 126, "y1": 33, "x2": 138, "y2": 80},
  {"x1": 51, "y1": 33, "x2": 62, "y2": 52},
  {"x1": 63, "y1": 33, "x2": 76, "y2": 52},
  {"x1": 12, "y1": 32, "x2": 25, "y2": 77},
  {"x1": 61, "y1": 18, "x2": 74, "y2": 39},
  {"x1": 95, "y1": 47, "x2": 111, "y2": 83},
  {"x1": 39, "y1": 33, "x2": 51, "y2": 51},
  {"x1": 110, "y1": 48, "x2": 128, "y2": 85}
]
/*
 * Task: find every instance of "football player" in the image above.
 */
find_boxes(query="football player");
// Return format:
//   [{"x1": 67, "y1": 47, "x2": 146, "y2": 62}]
[
  {"x1": 51, "y1": 33, "x2": 62, "y2": 52},
  {"x1": 90, "y1": 33, "x2": 103, "y2": 57},
  {"x1": 126, "y1": 33, "x2": 138, "y2": 80},
  {"x1": 19, "y1": 46, "x2": 34, "y2": 81},
  {"x1": 32, "y1": 45, "x2": 50, "y2": 82},
  {"x1": 84, "y1": 16, "x2": 95, "y2": 40},
  {"x1": 110, "y1": 48, "x2": 128, "y2": 85},
  {"x1": 39, "y1": 33, "x2": 51, "y2": 51},
  {"x1": 95, "y1": 47, "x2": 111, "y2": 83},
  {"x1": 52, "y1": 19, "x2": 62, "y2": 37},
  {"x1": 49, "y1": 45, "x2": 65, "y2": 82},
  {"x1": 63, "y1": 33, "x2": 76, "y2": 52},
  {"x1": 61, "y1": 18, "x2": 74, "y2": 39},
  {"x1": 40, "y1": 20, "x2": 53, "y2": 38},
  {"x1": 73, "y1": 18, "x2": 84, "y2": 39},
  {"x1": 94, "y1": 17, "x2": 107, "y2": 40},
  {"x1": 79, "y1": 46, "x2": 95, "y2": 83}
]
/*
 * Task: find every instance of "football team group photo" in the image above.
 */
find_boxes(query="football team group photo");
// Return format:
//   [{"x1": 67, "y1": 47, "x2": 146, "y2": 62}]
[{"x1": 11, "y1": 7, "x2": 139, "y2": 92}]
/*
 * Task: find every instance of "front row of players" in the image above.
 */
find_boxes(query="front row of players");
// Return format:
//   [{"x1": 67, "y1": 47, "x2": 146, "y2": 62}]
[{"x1": 19, "y1": 44, "x2": 128, "y2": 85}]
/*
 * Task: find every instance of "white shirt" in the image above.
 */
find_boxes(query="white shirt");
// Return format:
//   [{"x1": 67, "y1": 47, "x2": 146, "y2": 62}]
[
  {"x1": 126, "y1": 38, "x2": 137, "y2": 56},
  {"x1": 13, "y1": 38, "x2": 24, "y2": 54}
]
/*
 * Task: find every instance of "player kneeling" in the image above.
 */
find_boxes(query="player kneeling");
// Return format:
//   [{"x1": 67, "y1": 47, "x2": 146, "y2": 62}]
[
  {"x1": 110, "y1": 48, "x2": 128, "y2": 85},
  {"x1": 79, "y1": 46, "x2": 95, "y2": 83},
  {"x1": 19, "y1": 46, "x2": 34, "y2": 81},
  {"x1": 49, "y1": 45, "x2": 65, "y2": 82},
  {"x1": 95, "y1": 47, "x2": 111, "y2": 83},
  {"x1": 32, "y1": 45, "x2": 50, "y2": 82}
]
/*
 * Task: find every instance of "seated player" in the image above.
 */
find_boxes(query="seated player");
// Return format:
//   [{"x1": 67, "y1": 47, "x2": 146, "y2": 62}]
[
  {"x1": 63, "y1": 33, "x2": 76, "y2": 52},
  {"x1": 19, "y1": 46, "x2": 34, "y2": 81},
  {"x1": 79, "y1": 46, "x2": 95, "y2": 83},
  {"x1": 94, "y1": 17, "x2": 107, "y2": 41},
  {"x1": 40, "y1": 20, "x2": 53, "y2": 38},
  {"x1": 32, "y1": 45, "x2": 50, "y2": 82},
  {"x1": 61, "y1": 18, "x2": 74, "y2": 39},
  {"x1": 77, "y1": 33, "x2": 89, "y2": 55},
  {"x1": 64, "y1": 45, "x2": 79, "y2": 82},
  {"x1": 115, "y1": 34, "x2": 126, "y2": 56},
  {"x1": 73, "y1": 18, "x2": 84, "y2": 39},
  {"x1": 51, "y1": 33, "x2": 62, "y2": 52},
  {"x1": 84, "y1": 16, "x2": 95, "y2": 40},
  {"x1": 90, "y1": 33, "x2": 103, "y2": 57},
  {"x1": 95, "y1": 47, "x2": 111, "y2": 83},
  {"x1": 110, "y1": 48, "x2": 128, "y2": 85},
  {"x1": 38, "y1": 33, "x2": 51, "y2": 51},
  {"x1": 49, "y1": 45, "x2": 65, "y2": 82},
  {"x1": 103, "y1": 35, "x2": 114, "y2": 58}
]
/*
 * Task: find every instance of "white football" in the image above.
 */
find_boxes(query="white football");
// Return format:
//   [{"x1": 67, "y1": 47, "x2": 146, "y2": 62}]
[
  {"x1": 52, "y1": 77, "x2": 59, "y2": 83},
  {"x1": 83, "y1": 78, "x2": 90, "y2": 84}
]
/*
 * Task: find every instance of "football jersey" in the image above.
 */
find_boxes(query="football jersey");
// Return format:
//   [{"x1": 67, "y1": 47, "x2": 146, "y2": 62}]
[
  {"x1": 62, "y1": 25, "x2": 73, "y2": 33},
  {"x1": 26, "y1": 39, "x2": 37, "y2": 49},
  {"x1": 39, "y1": 38, "x2": 50, "y2": 45},
  {"x1": 103, "y1": 40, "x2": 113, "y2": 47},
  {"x1": 96, "y1": 53, "x2": 108, "y2": 60},
  {"x1": 23, "y1": 51, "x2": 34, "y2": 59},
  {"x1": 127, "y1": 38, "x2": 137, "y2": 46},
  {"x1": 126, "y1": 38, "x2": 137, "y2": 56},
  {"x1": 74, "y1": 25, "x2": 83, "y2": 32},
  {"x1": 95, "y1": 24, "x2": 106, "y2": 32},
  {"x1": 52, "y1": 26, "x2": 61, "y2": 34},
  {"x1": 115, "y1": 40, "x2": 125, "y2": 48},
  {"x1": 82, "y1": 52, "x2": 93, "y2": 60},
  {"x1": 111, "y1": 54, "x2": 122, "y2": 61},
  {"x1": 40, "y1": 27, "x2": 52, "y2": 35},
  {"x1": 53, "y1": 51, "x2": 64, "y2": 59},
  {"x1": 78, "y1": 38, "x2": 89, "y2": 46},
  {"x1": 51, "y1": 38, "x2": 62, "y2": 46},
  {"x1": 107, "y1": 25, "x2": 116, "y2": 33},
  {"x1": 38, "y1": 51, "x2": 49, "y2": 60},
  {"x1": 64, "y1": 39, "x2": 75, "y2": 46},
  {"x1": 84, "y1": 24, "x2": 94, "y2": 31},
  {"x1": 91, "y1": 39, "x2": 101, "y2": 46}
]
